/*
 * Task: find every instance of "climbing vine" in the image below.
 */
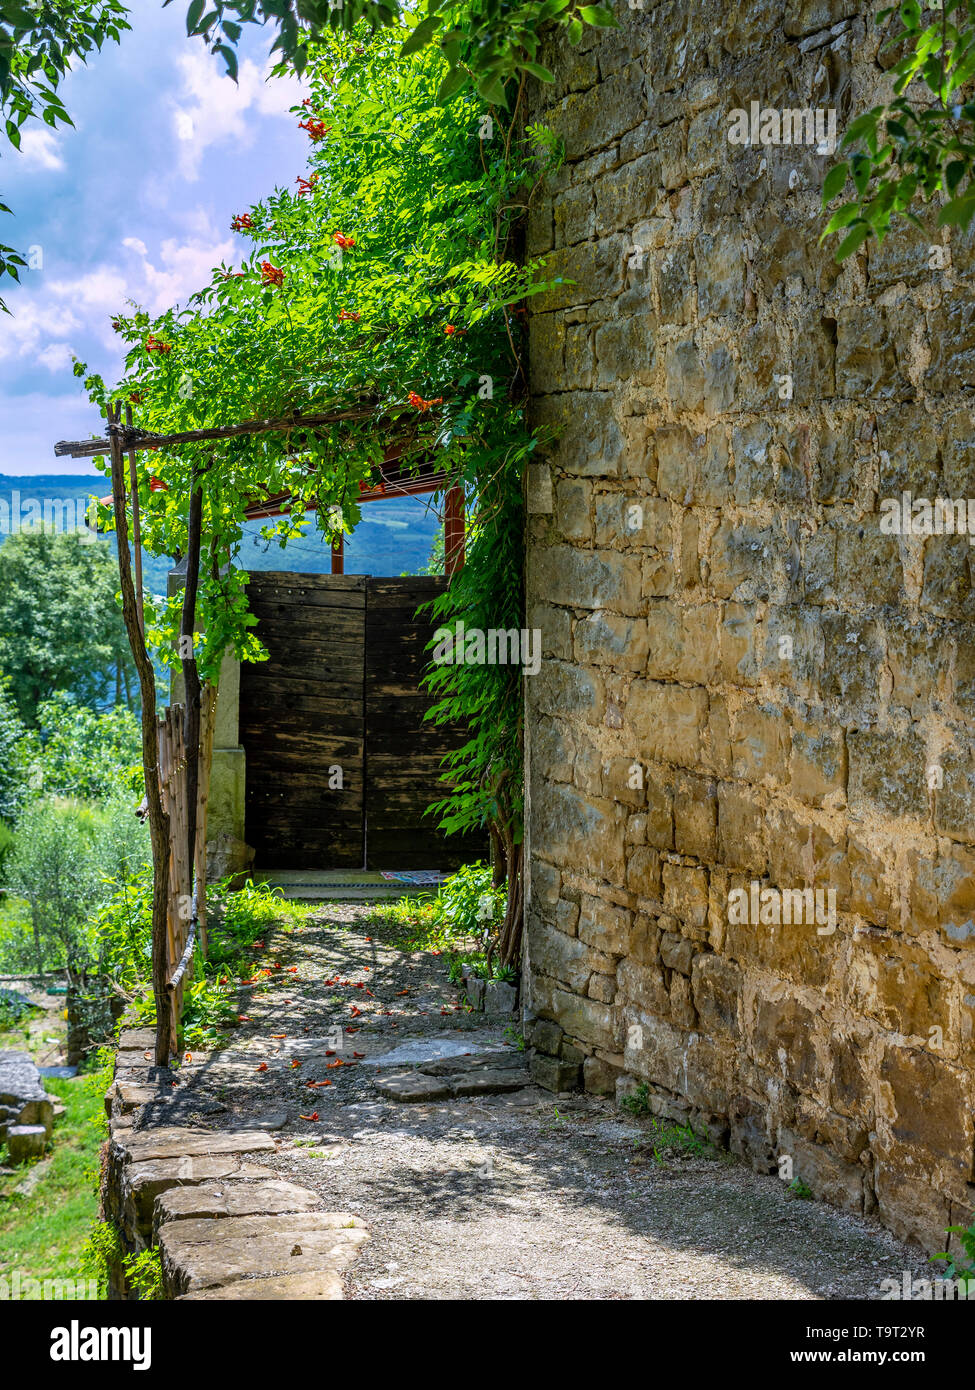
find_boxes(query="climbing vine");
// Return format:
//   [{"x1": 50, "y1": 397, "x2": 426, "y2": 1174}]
[{"x1": 76, "y1": 20, "x2": 564, "y2": 960}]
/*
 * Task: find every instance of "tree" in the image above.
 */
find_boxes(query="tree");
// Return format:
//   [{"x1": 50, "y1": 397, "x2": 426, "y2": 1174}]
[
  {"x1": 0, "y1": 530, "x2": 138, "y2": 723},
  {"x1": 1, "y1": 0, "x2": 611, "y2": 309},
  {"x1": 5, "y1": 797, "x2": 104, "y2": 974},
  {"x1": 0, "y1": 673, "x2": 28, "y2": 819},
  {"x1": 823, "y1": 1, "x2": 975, "y2": 254},
  {"x1": 24, "y1": 692, "x2": 143, "y2": 800},
  {"x1": 168, "y1": 0, "x2": 615, "y2": 104}
]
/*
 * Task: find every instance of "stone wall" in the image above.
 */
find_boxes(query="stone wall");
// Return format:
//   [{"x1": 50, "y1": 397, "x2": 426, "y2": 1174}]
[{"x1": 522, "y1": 0, "x2": 975, "y2": 1253}]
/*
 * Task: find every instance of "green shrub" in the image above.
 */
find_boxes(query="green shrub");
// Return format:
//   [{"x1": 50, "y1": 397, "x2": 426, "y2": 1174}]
[
  {"x1": 26, "y1": 695, "x2": 143, "y2": 802},
  {"x1": 366, "y1": 863, "x2": 508, "y2": 984},
  {"x1": 0, "y1": 818, "x2": 14, "y2": 883},
  {"x1": 432, "y1": 862, "x2": 505, "y2": 940},
  {"x1": 100, "y1": 873, "x2": 309, "y2": 1049},
  {"x1": 931, "y1": 1219, "x2": 975, "y2": 1293},
  {"x1": 79, "y1": 1220, "x2": 161, "y2": 1300},
  {"x1": 0, "y1": 795, "x2": 149, "y2": 975}
]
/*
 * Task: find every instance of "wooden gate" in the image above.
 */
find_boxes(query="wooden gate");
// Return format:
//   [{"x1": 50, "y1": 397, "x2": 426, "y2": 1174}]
[{"x1": 239, "y1": 573, "x2": 485, "y2": 869}]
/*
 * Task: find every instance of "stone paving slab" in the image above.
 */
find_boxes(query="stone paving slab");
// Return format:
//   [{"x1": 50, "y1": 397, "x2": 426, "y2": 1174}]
[
  {"x1": 374, "y1": 1072, "x2": 454, "y2": 1102},
  {"x1": 451, "y1": 1069, "x2": 531, "y2": 1096},
  {"x1": 116, "y1": 1029, "x2": 158, "y2": 1051},
  {"x1": 154, "y1": 1178, "x2": 321, "y2": 1227},
  {"x1": 116, "y1": 1127, "x2": 276, "y2": 1164},
  {"x1": 178, "y1": 1271, "x2": 344, "y2": 1300},
  {"x1": 374, "y1": 1064, "x2": 529, "y2": 1101},
  {"x1": 420, "y1": 1050, "x2": 528, "y2": 1076},
  {"x1": 159, "y1": 1213, "x2": 369, "y2": 1294},
  {"x1": 127, "y1": 1157, "x2": 279, "y2": 1231}
]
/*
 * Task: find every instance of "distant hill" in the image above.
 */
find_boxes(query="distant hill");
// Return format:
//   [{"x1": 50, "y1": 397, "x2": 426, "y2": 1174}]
[{"x1": 0, "y1": 475, "x2": 441, "y2": 594}]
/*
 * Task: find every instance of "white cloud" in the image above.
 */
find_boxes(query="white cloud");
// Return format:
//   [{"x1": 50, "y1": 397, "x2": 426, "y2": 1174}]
[
  {"x1": 18, "y1": 128, "x2": 65, "y2": 171},
  {"x1": 134, "y1": 233, "x2": 235, "y2": 310},
  {"x1": 49, "y1": 267, "x2": 129, "y2": 316},
  {"x1": 36, "y1": 343, "x2": 74, "y2": 372},
  {"x1": 170, "y1": 51, "x2": 309, "y2": 181},
  {"x1": 0, "y1": 298, "x2": 82, "y2": 362},
  {"x1": 2, "y1": 231, "x2": 234, "y2": 372}
]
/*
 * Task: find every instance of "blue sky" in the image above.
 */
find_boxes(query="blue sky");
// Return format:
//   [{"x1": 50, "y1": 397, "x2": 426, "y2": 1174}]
[{"x1": 0, "y1": 1, "x2": 312, "y2": 476}]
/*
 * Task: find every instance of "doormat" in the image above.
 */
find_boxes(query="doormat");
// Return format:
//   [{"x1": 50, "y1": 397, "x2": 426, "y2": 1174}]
[{"x1": 380, "y1": 870, "x2": 444, "y2": 885}]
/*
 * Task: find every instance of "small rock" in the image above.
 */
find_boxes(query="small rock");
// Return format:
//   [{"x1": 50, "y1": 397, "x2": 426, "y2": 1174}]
[
  {"x1": 483, "y1": 981, "x2": 519, "y2": 1014},
  {"x1": 7, "y1": 1124, "x2": 48, "y2": 1164},
  {"x1": 250, "y1": 1112, "x2": 291, "y2": 1131},
  {"x1": 374, "y1": 1072, "x2": 453, "y2": 1103}
]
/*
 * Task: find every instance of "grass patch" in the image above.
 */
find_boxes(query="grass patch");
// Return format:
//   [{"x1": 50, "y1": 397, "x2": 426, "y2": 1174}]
[
  {"x1": 362, "y1": 864, "x2": 514, "y2": 989},
  {"x1": 118, "y1": 877, "x2": 313, "y2": 1051},
  {"x1": 621, "y1": 1087, "x2": 728, "y2": 1167},
  {"x1": 0, "y1": 1064, "x2": 109, "y2": 1297}
]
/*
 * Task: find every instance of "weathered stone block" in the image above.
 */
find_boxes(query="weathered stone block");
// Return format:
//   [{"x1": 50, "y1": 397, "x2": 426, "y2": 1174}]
[{"x1": 529, "y1": 1052, "x2": 581, "y2": 1093}]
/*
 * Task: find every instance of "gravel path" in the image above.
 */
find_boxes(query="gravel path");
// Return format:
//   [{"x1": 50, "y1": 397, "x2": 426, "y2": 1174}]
[{"x1": 170, "y1": 903, "x2": 930, "y2": 1301}]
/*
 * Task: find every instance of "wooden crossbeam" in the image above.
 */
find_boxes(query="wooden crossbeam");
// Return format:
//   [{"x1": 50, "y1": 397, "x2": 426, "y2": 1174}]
[{"x1": 54, "y1": 404, "x2": 375, "y2": 459}]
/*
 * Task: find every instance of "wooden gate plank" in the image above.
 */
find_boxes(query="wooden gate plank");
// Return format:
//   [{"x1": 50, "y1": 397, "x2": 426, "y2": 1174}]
[
  {"x1": 240, "y1": 574, "x2": 366, "y2": 869},
  {"x1": 364, "y1": 577, "x2": 487, "y2": 870}
]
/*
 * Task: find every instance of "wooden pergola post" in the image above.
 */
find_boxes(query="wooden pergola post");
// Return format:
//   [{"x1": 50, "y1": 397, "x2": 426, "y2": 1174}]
[
  {"x1": 331, "y1": 531, "x2": 345, "y2": 575},
  {"x1": 445, "y1": 483, "x2": 465, "y2": 576}
]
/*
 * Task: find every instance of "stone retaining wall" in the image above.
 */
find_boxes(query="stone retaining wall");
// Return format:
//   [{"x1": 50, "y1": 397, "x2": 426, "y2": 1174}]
[
  {"x1": 102, "y1": 1030, "x2": 368, "y2": 1299},
  {"x1": 522, "y1": 1, "x2": 975, "y2": 1252}
]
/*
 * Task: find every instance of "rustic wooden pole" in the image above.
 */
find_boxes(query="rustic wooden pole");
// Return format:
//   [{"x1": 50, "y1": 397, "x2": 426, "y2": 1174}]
[
  {"x1": 180, "y1": 459, "x2": 204, "y2": 904},
  {"x1": 125, "y1": 404, "x2": 144, "y2": 636},
  {"x1": 445, "y1": 483, "x2": 465, "y2": 576},
  {"x1": 331, "y1": 530, "x2": 345, "y2": 575},
  {"x1": 107, "y1": 404, "x2": 173, "y2": 1063}
]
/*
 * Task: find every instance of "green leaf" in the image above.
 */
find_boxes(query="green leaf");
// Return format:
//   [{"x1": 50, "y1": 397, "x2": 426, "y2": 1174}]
[
  {"x1": 476, "y1": 71, "x2": 507, "y2": 106},
  {"x1": 399, "y1": 14, "x2": 443, "y2": 56},
  {"x1": 821, "y1": 161, "x2": 849, "y2": 206},
  {"x1": 835, "y1": 222, "x2": 871, "y2": 261},
  {"x1": 519, "y1": 61, "x2": 555, "y2": 82},
  {"x1": 945, "y1": 159, "x2": 967, "y2": 193},
  {"x1": 436, "y1": 65, "x2": 468, "y2": 102},
  {"x1": 185, "y1": 0, "x2": 205, "y2": 35},
  {"x1": 821, "y1": 200, "x2": 862, "y2": 238},
  {"x1": 939, "y1": 191, "x2": 975, "y2": 228},
  {"x1": 577, "y1": 4, "x2": 618, "y2": 26},
  {"x1": 215, "y1": 44, "x2": 239, "y2": 81}
]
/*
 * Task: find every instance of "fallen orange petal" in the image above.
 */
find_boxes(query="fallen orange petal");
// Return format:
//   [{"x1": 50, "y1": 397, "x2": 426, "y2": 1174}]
[{"x1": 257, "y1": 1062, "x2": 268, "y2": 1072}]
